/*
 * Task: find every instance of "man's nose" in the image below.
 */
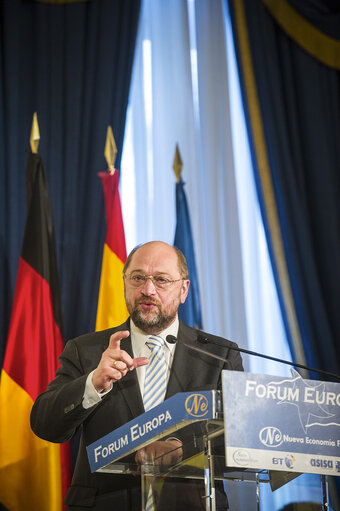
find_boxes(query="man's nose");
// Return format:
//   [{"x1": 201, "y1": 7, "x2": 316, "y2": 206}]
[{"x1": 141, "y1": 276, "x2": 157, "y2": 294}]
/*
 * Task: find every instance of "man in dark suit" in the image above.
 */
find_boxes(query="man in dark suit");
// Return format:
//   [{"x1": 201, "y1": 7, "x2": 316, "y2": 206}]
[{"x1": 31, "y1": 241, "x2": 243, "y2": 510}]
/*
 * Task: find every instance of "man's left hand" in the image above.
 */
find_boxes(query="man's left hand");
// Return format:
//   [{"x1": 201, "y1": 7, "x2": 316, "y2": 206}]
[{"x1": 135, "y1": 439, "x2": 183, "y2": 466}]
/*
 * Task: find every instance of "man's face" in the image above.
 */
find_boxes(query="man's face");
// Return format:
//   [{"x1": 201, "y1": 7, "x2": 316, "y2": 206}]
[{"x1": 124, "y1": 242, "x2": 189, "y2": 334}]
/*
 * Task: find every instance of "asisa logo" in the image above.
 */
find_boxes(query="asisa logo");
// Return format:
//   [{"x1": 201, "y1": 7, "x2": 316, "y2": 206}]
[
  {"x1": 185, "y1": 394, "x2": 209, "y2": 417},
  {"x1": 259, "y1": 427, "x2": 283, "y2": 447}
]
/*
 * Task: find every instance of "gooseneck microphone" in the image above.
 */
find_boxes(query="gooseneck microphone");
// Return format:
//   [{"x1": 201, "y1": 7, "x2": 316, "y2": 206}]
[
  {"x1": 166, "y1": 334, "x2": 340, "y2": 381},
  {"x1": 166, "y1": 335, "x2": 232, "y2": 368},
  {"x1": 197, "y1": 335, "x2": 340, "y2": 381}
]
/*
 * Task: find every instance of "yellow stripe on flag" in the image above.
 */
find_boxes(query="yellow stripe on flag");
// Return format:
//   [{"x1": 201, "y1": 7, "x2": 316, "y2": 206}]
[
  {"x1": 0, "y1": 371, "x2": 63, "y2": 511},
  {"x1": 95, "y1": 243, "x2": 128, "y2": 331}
]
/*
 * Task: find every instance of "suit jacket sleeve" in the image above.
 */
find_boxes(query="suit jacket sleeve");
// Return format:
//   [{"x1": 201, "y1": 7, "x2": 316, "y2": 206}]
[{"x1": 30, "y1": 328, "x2": 116, "y2": 443}]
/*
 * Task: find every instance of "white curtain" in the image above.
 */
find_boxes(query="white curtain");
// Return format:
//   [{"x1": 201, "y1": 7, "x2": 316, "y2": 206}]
[{"x1": 121, "y1": 0, "x2": 291, "y2": 375}]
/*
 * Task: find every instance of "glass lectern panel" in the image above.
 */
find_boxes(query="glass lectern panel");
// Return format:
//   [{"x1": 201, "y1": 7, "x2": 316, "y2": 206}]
[{"x1": 140, "y1": 450, "x2": 330, "y2": 511}]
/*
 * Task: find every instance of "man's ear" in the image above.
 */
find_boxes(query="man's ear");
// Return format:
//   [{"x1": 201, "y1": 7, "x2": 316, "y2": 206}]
[{"x1": 180, "y1": 279, "x2": 190, "y2": 304}]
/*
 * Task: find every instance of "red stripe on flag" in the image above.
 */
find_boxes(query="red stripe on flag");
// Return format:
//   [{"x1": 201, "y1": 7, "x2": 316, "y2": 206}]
[
  {"x1": 98, "y1": 171, "x2": 127, "y2": 262},
  {"x1": 3, "y1": 257, "x2": 64, "y2": 401},
  {"x1": 61, "y1": 442, "x2": 71, "y2": 509}
]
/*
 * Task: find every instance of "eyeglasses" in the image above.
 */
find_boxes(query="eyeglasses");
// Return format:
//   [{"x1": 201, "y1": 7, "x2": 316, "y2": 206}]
[{"x1": 124, "y1": 273, "x2": 184, "y2": 290}]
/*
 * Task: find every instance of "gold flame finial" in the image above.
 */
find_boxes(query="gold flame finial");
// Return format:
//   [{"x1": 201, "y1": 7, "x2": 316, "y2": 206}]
[
  {"x1": 172, "y1": 144, "x2": 183, "y2": 183},
  {"x1": 30, "y1": 112, "x2": 40, "y2": 154},
  {"x1": 104, "y1": 126, "x2": 117, "y2": 174}
]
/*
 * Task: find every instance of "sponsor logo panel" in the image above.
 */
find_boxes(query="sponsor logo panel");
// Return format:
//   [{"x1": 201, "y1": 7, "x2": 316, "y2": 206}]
[
  {"x1": 226, "y1": 447, "x2": 340, "y2": 475},
  {"x1": 222, "y1": 371, "x2": 340, "y2": 476}
]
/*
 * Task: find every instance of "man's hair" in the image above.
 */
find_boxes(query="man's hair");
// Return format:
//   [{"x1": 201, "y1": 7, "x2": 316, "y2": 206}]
[
  {"x1": 174, "y1": 246, "x2": 189, "y2": 279},
  {"x1": 123, "y1": 242, "x2": 189, "y2": 279},
  {"x1": 123, "y1": 244, "x2": 142, "y2": 275}
]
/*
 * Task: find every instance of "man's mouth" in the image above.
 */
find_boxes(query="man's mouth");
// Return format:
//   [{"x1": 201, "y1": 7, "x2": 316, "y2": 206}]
[{"x1": 137, "y1": 299, "x2": 159, "y2": 311}]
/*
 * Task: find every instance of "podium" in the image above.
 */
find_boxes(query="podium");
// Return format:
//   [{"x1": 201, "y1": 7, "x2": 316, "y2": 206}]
[{"x1": 86, "y1": 371, "x2": 339, "y2": 510}]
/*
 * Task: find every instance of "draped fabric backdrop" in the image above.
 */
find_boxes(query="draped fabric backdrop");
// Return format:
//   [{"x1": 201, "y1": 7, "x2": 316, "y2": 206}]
[
  {"x1": 120, "y1": 0, "x2": 339, "y2": 507},
  {"x1": 0, "y1": 3, "x2": 140, "y2": 508},
  {"x1": 228, "y1": 0, "x2": 340, "y2": 377},
  {"x1": 120, "y1": 0, "x2": 291, "y2": 376},
  {"x1": 121, "y1": 0, "x2": 250, "y2": 346},
  {"x1": 0, "y1": 0, "x2": 140, "y2": 370},
  {"x1": 227, "y1": 0, "x2": 340, "y2": 505}
]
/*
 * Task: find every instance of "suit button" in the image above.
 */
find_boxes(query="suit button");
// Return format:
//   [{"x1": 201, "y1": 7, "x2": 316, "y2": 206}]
[{"x1": 64, "y1": 403, "x2": 75, "y2": 414}]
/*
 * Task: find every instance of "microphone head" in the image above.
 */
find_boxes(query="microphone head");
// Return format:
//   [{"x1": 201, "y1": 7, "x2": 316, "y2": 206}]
[{"x1": 166, "y1": 335, "x2": 177, "y2": 345}]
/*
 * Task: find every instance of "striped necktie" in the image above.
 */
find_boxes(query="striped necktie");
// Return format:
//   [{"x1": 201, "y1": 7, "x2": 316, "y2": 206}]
[
  {"x1": 143, "y1": 335, "x2": 167, "y2": 411},
  {"x1": 143, "y1": 336, "x2": 167, "y2": 511}
]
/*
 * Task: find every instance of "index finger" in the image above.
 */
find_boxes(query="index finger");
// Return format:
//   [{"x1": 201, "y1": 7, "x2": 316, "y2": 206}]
[
  {"x1": 108, "y1": 330, "x2": 130, "y2": 351},
  {"x1": 133, "y1": 357, "x2": 149, "y2": 369}
]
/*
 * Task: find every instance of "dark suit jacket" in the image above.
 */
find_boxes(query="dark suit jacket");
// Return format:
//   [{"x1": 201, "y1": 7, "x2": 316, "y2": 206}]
[{"x1": 30, "y1": 319, "x2": 243, "y2": 509}]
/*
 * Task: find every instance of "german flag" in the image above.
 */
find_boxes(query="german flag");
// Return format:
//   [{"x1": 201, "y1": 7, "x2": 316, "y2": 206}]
[
  {"x1": 0, "y1": 153, "x2": 71, "y2": 510},
  {"x1": 95, "y1": 169, "x2": 128, "y2": 331}
]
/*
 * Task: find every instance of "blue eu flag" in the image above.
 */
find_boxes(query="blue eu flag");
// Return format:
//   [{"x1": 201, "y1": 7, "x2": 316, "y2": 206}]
[{"x1": 174, "y1": 178, "x2": 202, "y2": 329}]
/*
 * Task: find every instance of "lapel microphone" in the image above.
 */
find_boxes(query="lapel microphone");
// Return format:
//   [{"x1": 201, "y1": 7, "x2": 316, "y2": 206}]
[{"x1": 166, "y1": 334, "x2": 340, "y2": 382}]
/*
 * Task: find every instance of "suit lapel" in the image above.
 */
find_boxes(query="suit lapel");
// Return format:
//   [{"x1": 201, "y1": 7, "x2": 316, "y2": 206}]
[
  {"x1": 165, "y1": 322, "x2": 197, "y2": 399},
  {"x1": 114, "y1": 320, "x2": 200, "y2": 412}
]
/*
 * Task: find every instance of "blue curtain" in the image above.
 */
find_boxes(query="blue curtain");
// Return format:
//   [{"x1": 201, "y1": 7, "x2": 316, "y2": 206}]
[
  {"x1": 227, "y1": 0, "x2": 340, "y2": 378},
  {"x1": 227, "y1": 0, "x2": 340, "y2": 505},
  {"x1": 1, "y1": 2, "x2": 140, "y2": 508},
  {"x1": 0, "y1": 0, "x2": 140, "y2": 370}
]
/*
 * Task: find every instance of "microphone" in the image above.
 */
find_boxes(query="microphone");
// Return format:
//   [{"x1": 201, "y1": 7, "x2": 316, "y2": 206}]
[
  {"x1": 196, "y1": 334, "x2": 340, "y2": 382},
  {"x1": 166, "y1": 334, "x2": 340, "y2": 381},
  {"x1": 166, "y1": 335, "x2": 177, "y2": 344},
  {"x1": 166, "y1": 335, "x2": 232, "y2": 368}
]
